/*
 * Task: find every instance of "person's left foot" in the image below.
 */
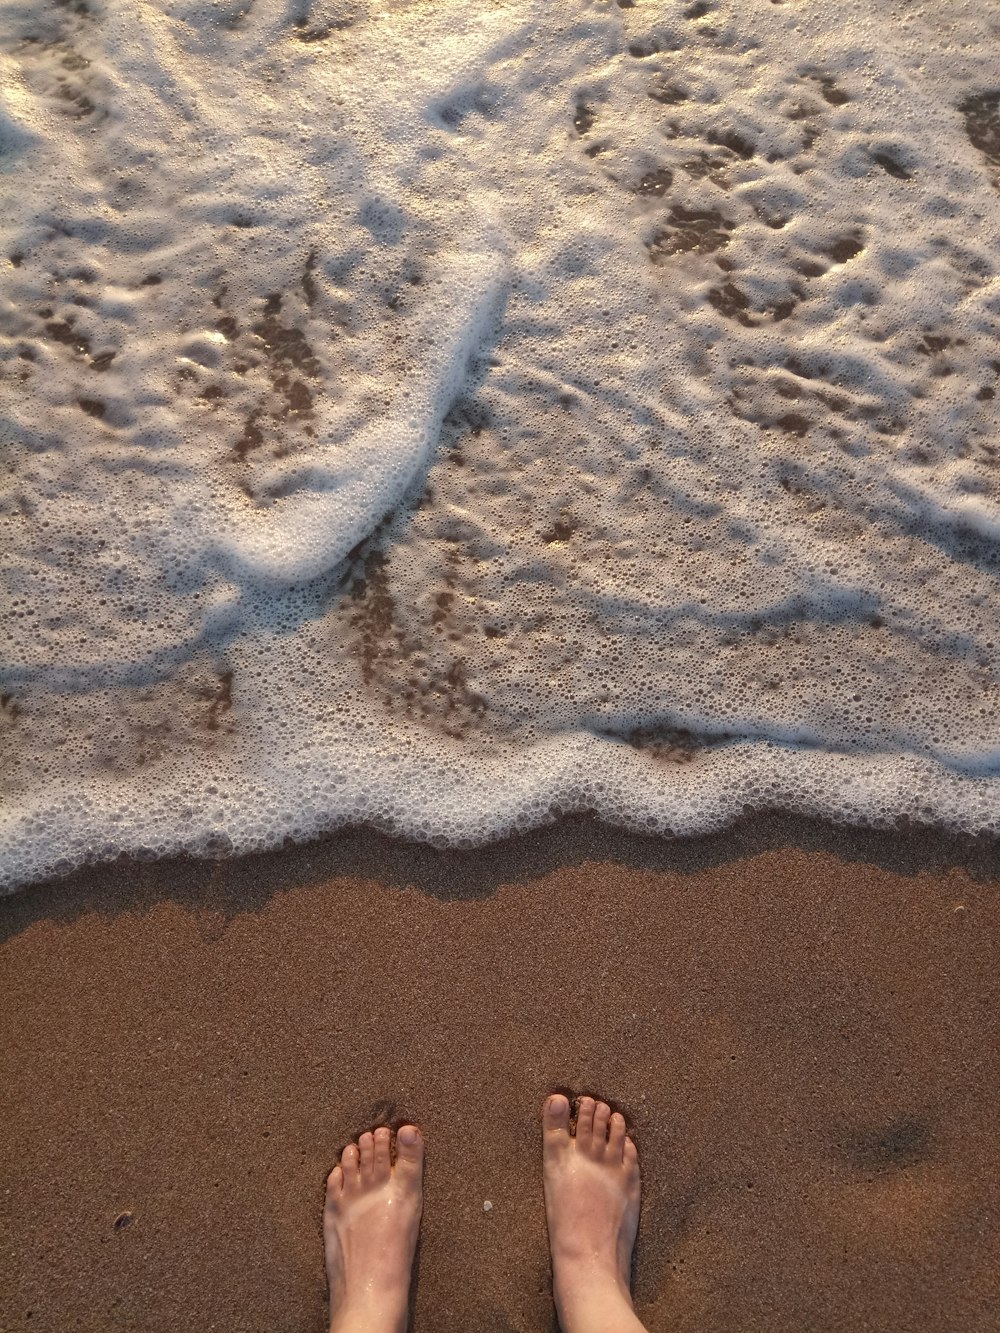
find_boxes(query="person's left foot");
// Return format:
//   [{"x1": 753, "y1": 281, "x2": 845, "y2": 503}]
[{"x1": 324, "y1": 1124, "x2": 424, "y2": 1333}]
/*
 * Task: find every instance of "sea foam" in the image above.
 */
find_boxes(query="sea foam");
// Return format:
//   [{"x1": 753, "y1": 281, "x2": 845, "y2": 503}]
[{"x1": 1, "y1": 0, "x2": 1000, "y2": 889}]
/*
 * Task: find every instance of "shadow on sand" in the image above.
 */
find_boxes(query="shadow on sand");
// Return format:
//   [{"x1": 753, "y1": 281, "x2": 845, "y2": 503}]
[{"x1": 3, "y1": 810, "x2": 999, "y2": 943}]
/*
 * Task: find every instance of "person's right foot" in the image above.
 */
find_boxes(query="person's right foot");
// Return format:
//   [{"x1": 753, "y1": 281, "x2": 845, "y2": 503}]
[{"x1": 542, "y1": 1094, "x2": 647, "y2": 1333}]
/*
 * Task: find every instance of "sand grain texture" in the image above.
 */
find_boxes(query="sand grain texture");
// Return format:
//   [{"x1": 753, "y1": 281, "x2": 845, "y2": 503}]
[{"x1": 1, "y1": 819, "x2": 998, "y2": 1332}]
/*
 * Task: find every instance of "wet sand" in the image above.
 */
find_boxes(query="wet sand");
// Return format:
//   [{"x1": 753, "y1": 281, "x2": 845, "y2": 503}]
[{"x1": 1, "y1": 816, "x2": 998, "y2": 1333}]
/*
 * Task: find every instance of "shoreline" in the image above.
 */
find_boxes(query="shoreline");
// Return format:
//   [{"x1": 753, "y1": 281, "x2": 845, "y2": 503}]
[
  {"x1": 2, "y1": 816, "x2": 998, "y2": 1331},
  {"x1": 7, "y1": 807, "x2": 1000, "y2": 914}
]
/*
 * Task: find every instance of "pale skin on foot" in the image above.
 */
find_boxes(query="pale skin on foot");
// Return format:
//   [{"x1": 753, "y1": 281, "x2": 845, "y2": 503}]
[
  {"x1": 323, "y1": 1096, "x2": 648, "y2": 1333},
  {"x1": 324, "y1": 1124, "x2": 424, "y2": 1333},
  {"x1": 542, "y1": 1093, "x2": 647, "y2": 1333}
]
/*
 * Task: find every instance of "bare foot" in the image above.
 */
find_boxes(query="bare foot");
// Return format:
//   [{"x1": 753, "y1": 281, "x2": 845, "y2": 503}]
[
  {"x1": 324, "y1": 1124, "x2": 424, "y2": 1333},
  {"x1": 542, "y1": 1094, "x2": 648, "y2": 1333}
]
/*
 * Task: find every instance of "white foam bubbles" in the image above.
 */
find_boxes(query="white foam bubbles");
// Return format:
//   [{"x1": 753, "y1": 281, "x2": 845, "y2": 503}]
[{"x1": 2, "y1": 0, "x2": 1000, "y2": 889}]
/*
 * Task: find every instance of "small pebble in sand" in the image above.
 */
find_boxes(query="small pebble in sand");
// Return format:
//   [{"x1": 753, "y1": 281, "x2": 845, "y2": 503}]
[
  {"x1": 113, "y1": 1211, "x2": 134, "y2": 1231},
  {"x1": 483, "y1": 1200, "x2": 493, "y2": 1213}
]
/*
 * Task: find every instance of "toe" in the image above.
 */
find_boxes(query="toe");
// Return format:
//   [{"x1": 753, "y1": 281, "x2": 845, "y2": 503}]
[
  {"x1": 624, "y1": 1135, "x2": 640, "y2": 1174},
  {"x1": 575, "y1": 1095, "x2": 595, "y2": 1146},
  {"x1": 359, "y1": 1131, "x2": 375, "y2": 1183},
  {"x1": 609, "y1": 1111, "x2": 627, "y2": 1159},
  {"x1": 341, "y1": 1142, "x2": 360, "y2": 1192},
  {"x1": 373, "y1": 1126, "x2": 391, "y2": 1183},
  {"x1": 593, "y1": 1101, "x2": 611, "y2": 1150},
  {"x1": 543, "y1": 1093, "x2": 571, "y2": 1148},
  {"x1": 325, "y1": 1164, "x2": 344, "y2": 1202},
  {"x1": 395, "y1": 1124, "x2": 424, "y2": 1181}
]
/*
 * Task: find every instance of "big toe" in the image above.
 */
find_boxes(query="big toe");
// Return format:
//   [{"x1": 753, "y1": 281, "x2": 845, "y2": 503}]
[
  {"x1": 624, "y1": 1135, "x2": 640, "y2": 1176},
  {"x1": 395, "y1": 1124, "x2": 424, "y2": 1181},
  {"x1": 543, "y1": 1093, "x2": 571, "y2": 1148}
]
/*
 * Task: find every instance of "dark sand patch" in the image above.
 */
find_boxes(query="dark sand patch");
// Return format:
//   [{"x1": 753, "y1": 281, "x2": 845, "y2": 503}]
[
  {"x1": 647, "y1": 205, "x2": 735, "y2": 260},
  {"x1": 960, "y1": 91, "x2": 1000, "y2": 178},
  {"x1": 1, "y1": 816, "x2": 998, "y2": 1332}
]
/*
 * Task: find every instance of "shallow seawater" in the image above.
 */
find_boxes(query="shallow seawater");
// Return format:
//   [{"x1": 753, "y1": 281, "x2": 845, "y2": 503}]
[{"x1": 1, "y1": 0, "x2": 999, "y2": 887}]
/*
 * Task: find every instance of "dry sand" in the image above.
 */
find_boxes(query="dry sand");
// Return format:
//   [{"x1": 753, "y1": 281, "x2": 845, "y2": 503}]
[{"x1": 1, "y1": 816, "x2": 998, "y2": 1333}]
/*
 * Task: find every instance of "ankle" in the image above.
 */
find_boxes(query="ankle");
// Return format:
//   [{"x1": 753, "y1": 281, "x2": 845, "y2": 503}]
[
  {"x1": 329, "y1": 1289, "x2": 409, "y2": 1333},
  {"x1": 553, "y1": 1244, "x2": 629, "y2": 1289},
  {"x1": 553, "y1": 1257, "x2": 633, "y2": 1321}
]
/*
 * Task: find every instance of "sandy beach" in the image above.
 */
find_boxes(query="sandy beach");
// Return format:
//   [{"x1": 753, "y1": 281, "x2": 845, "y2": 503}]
[
  {"x1": 3, "y1": 4, "x2": 999, "y2": 1330},
  {"x1": 2, "y1": 817, "x2": 997, "y2": 1332}
]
